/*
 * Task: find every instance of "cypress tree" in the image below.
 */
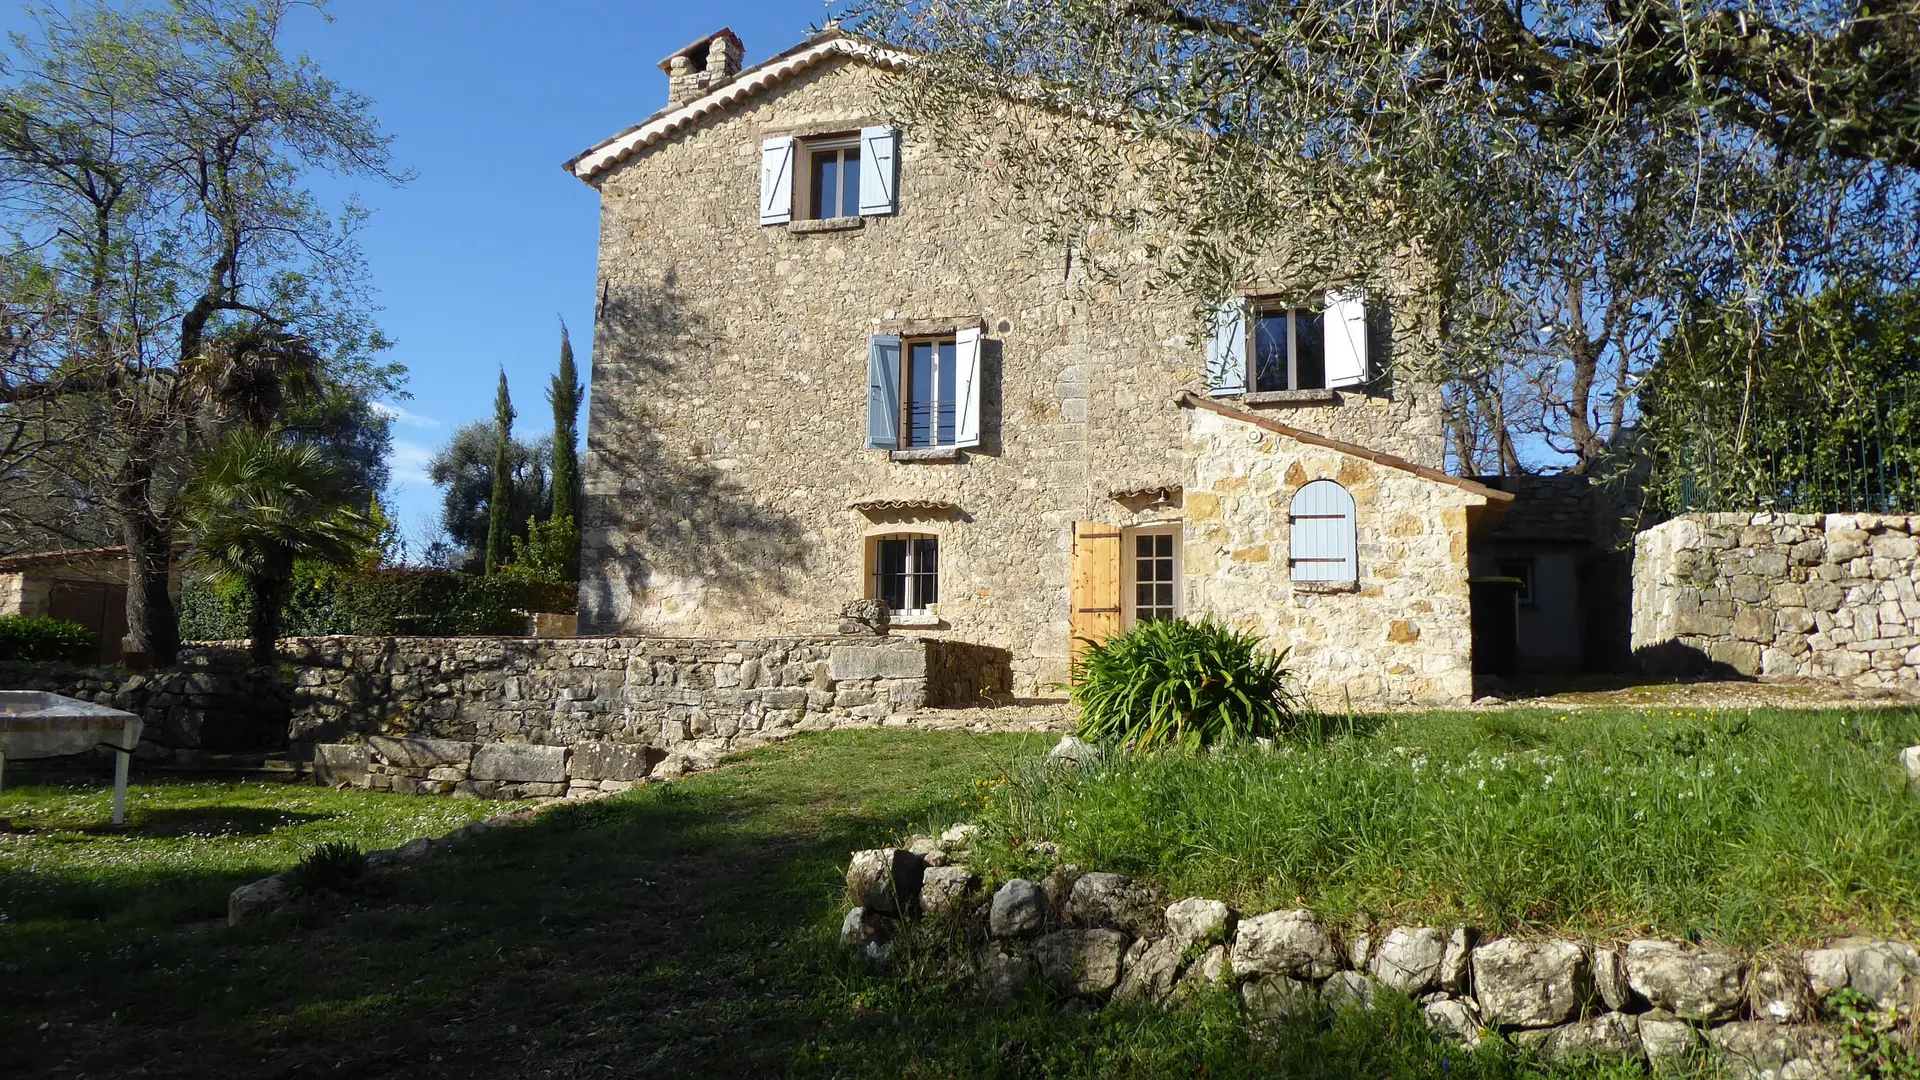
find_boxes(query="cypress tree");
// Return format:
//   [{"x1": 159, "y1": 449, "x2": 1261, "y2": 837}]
[
  {"x1": 548, "y1": 321, "x2": 584, "y2": 578},
  {"x1": 483, "y1": 370, "x2": 515, "y2": 575}
]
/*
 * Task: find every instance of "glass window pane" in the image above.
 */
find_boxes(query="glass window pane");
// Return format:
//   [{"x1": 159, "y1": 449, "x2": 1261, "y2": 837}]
[
  {"x1": 1137, "y1": 583, "x2": 1154, "y2": 608},
  {"x1": 936, "y1": 340, "x2": 957, "y2": 445},
  {"x1": 811, "y1": 151, "x2": 837, "y2": 221},
  {"x1": 876, "y1": 538, "x2": 908, "y2": 611},
  {"x1": 1295, "y1": 309, "x2": 1326, "y2": 390},
  {"x1": 908, "y1": 342, "x2": 935, "y2": 447},
  {"x1": 913, "y1": 538, "x2": 938, "y2": 607},
  {"x1": 1156, "y1": 534, "x2": 1173, "y2": 557},
  {"x1": 1156, "y1": 584, "x2": 1174, "y2": 607},
  {"x1": 841, "y1": 148, "x2": 861, "y2": 217},
  {"x1": 1254, "y1": 311, "x2": 1289, "y2": 392},
  {"x1": 1137, "y1": 536, "x2": 1153, "y2": 558}
]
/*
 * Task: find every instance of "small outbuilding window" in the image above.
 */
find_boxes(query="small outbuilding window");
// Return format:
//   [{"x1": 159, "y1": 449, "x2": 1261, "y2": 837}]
[
  {"x1": 871, "y1": 533, "x2": 939, "y2": 614},
  {"x1": 1289, "y1": 480, "x2": 1357, "y2": 583}
]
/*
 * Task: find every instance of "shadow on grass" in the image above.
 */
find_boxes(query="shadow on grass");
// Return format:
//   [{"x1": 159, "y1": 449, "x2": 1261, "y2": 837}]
[{"x1": 79, "y1": 806, "x2": 333, "y2": 837}]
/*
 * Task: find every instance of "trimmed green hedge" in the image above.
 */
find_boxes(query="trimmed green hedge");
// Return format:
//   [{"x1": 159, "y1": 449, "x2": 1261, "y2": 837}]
[
  {"x1": 180, "y1": 564, "x2": 575, "y2": 641},
  {"x1": 0, "y1": 616, "x2": 101, "y2": 662}
]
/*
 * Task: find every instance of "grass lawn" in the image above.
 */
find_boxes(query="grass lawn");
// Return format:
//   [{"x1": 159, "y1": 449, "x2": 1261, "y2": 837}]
[
  {"x1": 973, "y1": 706, "x2": 1920, "y2": 949},
  {"x1": 0, "y1": 714, "x2": 1910, "y2": 1077}
]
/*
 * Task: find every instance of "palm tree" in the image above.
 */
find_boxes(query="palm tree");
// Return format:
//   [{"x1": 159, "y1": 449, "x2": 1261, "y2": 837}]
[{"x1": 180, "y1": 430, "x2": 370, "y2": 665}]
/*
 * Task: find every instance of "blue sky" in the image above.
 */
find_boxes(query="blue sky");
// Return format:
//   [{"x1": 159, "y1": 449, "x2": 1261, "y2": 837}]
[{"x1": 5, "y1": 1, "x2": 830, "y2": 545}]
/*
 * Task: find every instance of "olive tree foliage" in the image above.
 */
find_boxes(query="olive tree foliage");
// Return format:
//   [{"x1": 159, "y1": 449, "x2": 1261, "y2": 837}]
[
  {"x1": 850, "y1": 0, "x2": 1920, "y2": 474},
  {"x1": 0, "y1": 0, "x2": 405, "y2": 663}
]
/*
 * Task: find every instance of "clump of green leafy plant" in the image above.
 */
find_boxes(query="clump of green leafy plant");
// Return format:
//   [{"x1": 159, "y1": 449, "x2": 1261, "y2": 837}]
[
  {"x1": 1835, "y1": 988, "x2": 1920, "y2": 1079},
  {"x1": 0, "y1": 616, "x2": 100, "y2": 663},
  {"x1": 1071, "y1": 615, "x2": 1299, "y2": 750},
  {"x1": 283, "y1": 841, "x2": 368, "y2": 897}
]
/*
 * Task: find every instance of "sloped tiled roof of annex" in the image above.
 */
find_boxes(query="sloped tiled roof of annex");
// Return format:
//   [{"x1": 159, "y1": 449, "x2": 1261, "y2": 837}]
[
  {"x1": 1176, "y1": 392, "x2": 1515, "y2": 503},
  {"x1": 565, "y1": 29, "x2": 915, "y2": 184}
]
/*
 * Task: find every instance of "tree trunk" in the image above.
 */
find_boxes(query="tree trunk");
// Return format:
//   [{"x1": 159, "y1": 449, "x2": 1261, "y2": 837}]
[
  {"x1": 246, "y1": 556, "x2": 293, "y2": 668},
  {"x1": 118, "y1": 485, "x2": 180, "y2": 667}
]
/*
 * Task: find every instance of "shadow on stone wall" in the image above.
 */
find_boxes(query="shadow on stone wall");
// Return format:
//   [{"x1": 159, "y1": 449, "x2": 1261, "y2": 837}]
[
  {"x1": 581, "y1": 274, "x2": 807, "y2": 629},
  {"x1": 926, "y1": 639, "x2": 1014, "y2": 706},
  {"x1": 1631, "y1": 640, "x2": 1755, "y2": 680},
  {"x1": 0, "y1": 651, "x2": 292, "y2": 754}
]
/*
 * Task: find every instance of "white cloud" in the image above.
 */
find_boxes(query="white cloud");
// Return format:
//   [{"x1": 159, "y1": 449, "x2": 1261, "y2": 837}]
[
  {"x1": 371, "y1": 401, "x2": 443, "y2": 430},
  {"x1": 389, "y1": 439, "x2": 437, "y2": 489}
]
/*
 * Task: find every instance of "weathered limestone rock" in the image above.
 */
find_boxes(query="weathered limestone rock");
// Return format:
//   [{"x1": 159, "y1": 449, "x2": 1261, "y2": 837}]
[
  {"x1": 1636, "y1": 1009, "x2": 1700, "y2": 1063},
  {"x1": 1040, "y1": 864, "x2": 1081, "y2": 915},
  {"x1": 1069, "y1": 872, "x2": 1164, "y2": 937},
  {"x1": 1347, "y1": 930, "x2": 1373, "y2": 971},
  {"x1": 1230, "y1": 910, "x2": 1343, "y2": 980},
  {"x1": 1177, "y1": 945, "x2": 1228, "y2": 991},
  {"x1": 1048, "y1": 735, "x2": 1099, "y2": 768},
  {"x1": 1902, "y1": 746, "x2": 1920, "y2": 786},
  {"x1": 1114, "y1": 936, "x2": 1183, "y2": 1004},
  {"x1": 1803, "y1": 937, "x2": 1920, "y2": 1010},
  {"x1": 569, "y1": 742, "x2": 665, "y2": 781},
  {"x1": 312, "y1": 743, "x2": 369, "y2": 787},
  {"x1": 846, "y1": 848, "x2": 926, "y2": 915},
  {"x1": 919, "y1": 866, "x2": 979, "y2": 919},
  {"x1": 1592, "y1": 946, "x2": 1634, "y2": 1011},
  {"x1": 1624, "y1": 939, "x2": 1746, "y2": 1021},
  {"x1": 1034, "y1": 928, "x2": 1129, "y2": 997},
  {"x1": 368, "y1": 736, "x2": 475, "y2": 769},
  {"x1": 1241, "y1": 974, "x2": 1320, "y2": 1021},
  {"x1": 989, "y1": 879, "x2": 1048, "y2": 937},
  {"x1": 1749, "y1": 957, "x2": 1811, "y2": 1022},
  {"x1": 1548, "y1": 1013, "x2": 1643, "y2": 1062},
  {"x1": 1472, "y1": 939, "x2": 1589, "y2": 1029},
  {"x1": 470, "y1": 742, "x2": 568, "y2": 783},
  {"x1": 1709, "y1": 1021, "x2": 1803, "y2": 1079},
  {"x1": 1165, "y1": 897, "x2": 1234, "y2": 953},
  {"x1": 1370, "y1": 926, "x2": 1447, "y2": 994},
  {"x1": 901, "y1": 835, "x2": 949, "y2": 867},
  {"x1": 1423, "y1": 998, "x2": 1483, "y2": 1047},
  {"x1": 939, "y1": 822, "x2": 980, "y2": 847},
  {"x1": 1439, "y1": 926, "x2": 1477, "y2": 994},
  {"x1": 1322, "y1": 971, "x2": 1381, "y2": 1012},
  {"x1": 227, "y1": 873, "x2": 293, "y2": 926},
  {"x1": 841, "y1": 907, "x2": 897, "y2": 969},
  {"x1": 979, "y1": 941, "x2": 1033, "y2": 1002}
]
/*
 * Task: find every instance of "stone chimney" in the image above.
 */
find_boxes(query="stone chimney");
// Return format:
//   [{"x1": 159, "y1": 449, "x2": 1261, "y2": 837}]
[{"x1": 661, "y1": 29, "x2": 745, "y2": 108}]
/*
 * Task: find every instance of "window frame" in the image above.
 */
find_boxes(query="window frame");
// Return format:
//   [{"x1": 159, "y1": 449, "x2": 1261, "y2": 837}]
[
  {"x1": 1498, "y1": 558, "x2": 1536, "y2": 607},
  {"x1": 1122, "y1": 524, "x2": 1182, "y2": 627},
  {"x1": 898, "y1": 335, "x2": 960, "y2": 449},
  {"x1": 796, "y1": 134, "x2": 863, "y2": 222},
  {"x1": 1247, "y1": 300, "x2": 1329, "y2": 393},
  {"x1": 868, "y1": 532, "x2": 940, "y2": 616}
]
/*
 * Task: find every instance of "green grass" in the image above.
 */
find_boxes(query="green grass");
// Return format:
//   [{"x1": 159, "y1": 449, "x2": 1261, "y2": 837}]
[
  {"x1": 0, "y1": 720, "x2": 1894, "y2": 1077},
  {"x1": 970, "y1": 706, "x2": 1920, "y2": 948}
]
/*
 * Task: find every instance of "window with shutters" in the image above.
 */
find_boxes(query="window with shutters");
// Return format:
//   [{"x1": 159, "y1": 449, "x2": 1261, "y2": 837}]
[
  {"x1": 1252, "y1": 304, "x2": 1328, "y2": 392},
  {"x1": 866, "y1": 328, "x2": 983, "y2": 453},
  {"x1": 800, "y1": 136, "x2": 861, "y2": 220},
  {"x1": 1124, "y1": 526, "x2": 1181, "y2": 625},
  {"x1": 760, "y1": 127, "x2": 899, "y2": 226},
  {"x1": 1288, "y1": 480, "x2": 1357, "y2": 584},
  {"x1": 1208, "y1": 290, "x2": 1370, "y2": 397},
  {"x1": 870, "y1": 534, "x2": 939, "y2": 614}
]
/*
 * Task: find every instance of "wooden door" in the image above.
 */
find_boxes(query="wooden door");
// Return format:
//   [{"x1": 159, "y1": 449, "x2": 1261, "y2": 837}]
[
  {"x1": 1069, "y1": 521, "x2": 1122, "y2": 662},
  {"x1": 48, "y1": 580, "x2": 122, "y2": 662}
]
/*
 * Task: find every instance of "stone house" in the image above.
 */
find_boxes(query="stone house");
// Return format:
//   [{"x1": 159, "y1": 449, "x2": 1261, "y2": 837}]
[
  {"x1": 565, "y1": 27, "x2": 1514, "y2": 705},
  {"x1": 0, "y1": 546, "x2": 181, "y2": 663}
]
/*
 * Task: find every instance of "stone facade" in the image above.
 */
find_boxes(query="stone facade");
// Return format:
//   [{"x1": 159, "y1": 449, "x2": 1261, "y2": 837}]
[
  {"x1": 572, "y1": 32, "x2": 1461, "y2": 699},
  {"x1": 0, "y1": 651, "x2": 288, "y2": 753},
  {"x1": 1182, "y1": 403, "x2": 1501, "y2": 706},
  {"x1": 1633, "y1": 513, "x2": 1920, "y2": 688}
]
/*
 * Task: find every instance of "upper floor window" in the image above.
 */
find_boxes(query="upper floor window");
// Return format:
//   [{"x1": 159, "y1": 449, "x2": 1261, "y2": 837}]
[
  {"x1": 805, "y1": 138, "x2": 861, "y2": 220},
  {"x1": 1207, "y1": 290, "x2": 1371, "y2": 397},
  {"x1": 1289, "y1": 480, "x2": 1357, "y2": 583},
  {"x1": 866, "y1": 329, "x2": 983, "y2": 452},
  {"x1": 760, "y1": 127, "x2": 899, "y2": 226}
]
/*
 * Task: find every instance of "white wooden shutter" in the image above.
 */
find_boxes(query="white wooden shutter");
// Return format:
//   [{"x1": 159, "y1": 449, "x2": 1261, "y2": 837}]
[
  {"x1": 1206, "y1": 299, "x2": 1248, "y2": 396},
  {"x1": 1325, "y1": 288, "x2": 1369, "y2": 389},
  {"x1": 858, "y1": 126, "x2": 899, "y2": 216},
  {"x1": 867, "y1": 336, "x2": 901, "y2": 450},
  {"x1": 1289, "y1": 480, "x2": 1357, "y2": 582},
  {"x1": 759, "y1": 136, "x2": 796, "y2": 226},
  {"x1": 953, "y1": 326, "x2": 982, "y2": 448}
]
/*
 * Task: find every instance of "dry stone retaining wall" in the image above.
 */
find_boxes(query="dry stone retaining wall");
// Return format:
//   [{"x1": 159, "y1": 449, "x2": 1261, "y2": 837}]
[
  {"x1": 1633, "y1": 512, "x2": 1920, "y2": 688},
  {"x1": 843, "y1": 837, "x2": 1910, "y2": 1077},
  {"x1": 0, "y1": 652, "x2": 288, "y2": 754}
]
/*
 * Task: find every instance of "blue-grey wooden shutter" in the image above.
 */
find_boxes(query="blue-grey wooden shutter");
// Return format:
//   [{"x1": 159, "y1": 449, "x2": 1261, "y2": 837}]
[
  {"x1": 1324, "y1": 288, "x2": 1369, "y2": 388},
  {"x1": 1206, "y1": 299, "x2": 1248, "y2": 396},
  {"x1": 1289, "y1": 480, "x2": 1357, "y2": 582},
  {"x1": 953, "y1": 326, "x2": 982, "y2": 448},
  {"x1": 760, "y1": 136, "x2": 796, "y2": 226},
  {"x1": 867, "y1": 335, "x2": 901, "y2": 450},
  {"x1": 858, "y1": 126, "x2": 899, "y2": 216}
]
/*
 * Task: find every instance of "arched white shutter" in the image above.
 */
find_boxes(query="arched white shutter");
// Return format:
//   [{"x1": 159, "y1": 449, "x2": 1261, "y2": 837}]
[
  {"x1": 1289, "y1": 480, "x2": 1357, "y2": 582},
  {"x1": 953, "y1": 326, "x2": 982, "y2": 448},
  {"x1": 760, "y1": 136, "x2": 795, "y2": 226},
  {"x1": 858, "y1": 126, "x2": 899, "y2": 216},
  {"x1": 1324, "y1": 288, "x2": 1369, "y2": 389}
]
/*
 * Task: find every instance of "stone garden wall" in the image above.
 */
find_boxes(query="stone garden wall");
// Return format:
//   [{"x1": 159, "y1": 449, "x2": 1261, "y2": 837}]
[
  {"x1": 842, "y1": 834, "x2": 1911, "y2": 1078},
  {"x1": 0, "y1": 651, "x2": 288, "y2": 755},
  {"x1": 1633, "y1": 512, "x2": 1920, "y2": 688}
]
